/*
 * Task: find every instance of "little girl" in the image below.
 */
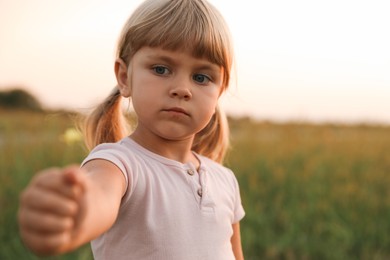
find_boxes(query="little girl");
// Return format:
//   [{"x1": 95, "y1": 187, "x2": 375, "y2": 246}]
[{"x1": 18, "y1": 0, "x2": 245, "y2": 259}]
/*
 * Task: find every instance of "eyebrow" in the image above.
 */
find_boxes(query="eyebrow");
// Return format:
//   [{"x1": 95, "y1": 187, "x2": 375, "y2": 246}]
[
  {"x1": 145, "y1": 53, "x2": 221, "y2": 72},
  {"x1": 146, "y1": 54, "x2": 178, "y2": 66}
]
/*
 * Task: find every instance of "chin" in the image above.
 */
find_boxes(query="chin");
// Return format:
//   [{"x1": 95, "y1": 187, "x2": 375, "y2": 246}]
[{"x1": 157, "y1": 130, "x2": 194, "y2": 142}]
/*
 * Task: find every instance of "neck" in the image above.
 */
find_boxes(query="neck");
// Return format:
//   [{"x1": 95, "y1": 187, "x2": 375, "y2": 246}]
[{"x1": 130, "y1": 129, "x2": 199, "y2": 168}]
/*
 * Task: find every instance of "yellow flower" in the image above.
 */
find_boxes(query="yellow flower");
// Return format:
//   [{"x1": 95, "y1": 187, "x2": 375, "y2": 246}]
[{"x1": 61, "y1": 127, "x2": 82, "y2": 145}]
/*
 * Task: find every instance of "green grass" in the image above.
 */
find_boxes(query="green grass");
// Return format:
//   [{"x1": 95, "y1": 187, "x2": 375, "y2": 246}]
[
  {"x1": 0, "y1": 110, "x2": 91, "y2": 259},
  {"x1": 227, "y1": 118, "x2": 390, "y2": 259},
  {"x1": 1, "y1": 111, "x2": 390, "y2": 259}
]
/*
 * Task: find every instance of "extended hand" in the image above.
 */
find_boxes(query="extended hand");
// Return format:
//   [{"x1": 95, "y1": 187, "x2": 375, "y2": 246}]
[{"x1": 18, "y1": 165, "x2": 88, "y2": 256}]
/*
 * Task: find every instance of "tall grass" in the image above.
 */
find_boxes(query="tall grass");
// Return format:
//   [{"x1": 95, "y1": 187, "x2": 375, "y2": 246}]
[
  {"x1": 1, "y1": 111, "x2": 390, "y2": 259},
  {"x1": 227, "y1": 118, "x2": 390, "y2": 259}
]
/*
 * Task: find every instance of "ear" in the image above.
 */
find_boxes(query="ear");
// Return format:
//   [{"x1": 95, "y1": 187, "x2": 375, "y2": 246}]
[{"x1": 114, "y1": 58, "x2": 131, "y2": 97}]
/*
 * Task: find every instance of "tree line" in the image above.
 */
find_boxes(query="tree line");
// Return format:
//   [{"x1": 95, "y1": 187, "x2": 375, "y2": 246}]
[{"x1": 0, "y1": 88, "x2": 42, "y2": 111}]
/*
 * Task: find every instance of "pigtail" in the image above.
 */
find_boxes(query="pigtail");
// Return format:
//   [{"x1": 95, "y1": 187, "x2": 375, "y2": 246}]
[
  {"x1": 192, "y1": 105, "x2": 229, "y2": 163},
  {"x1": 83, "y1": 87, "x2": 130, "y2": 150}
]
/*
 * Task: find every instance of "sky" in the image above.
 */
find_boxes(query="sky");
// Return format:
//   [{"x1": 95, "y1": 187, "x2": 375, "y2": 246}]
[{"x1": 0, "y1": 0, "x2": 389, "y2": 124}]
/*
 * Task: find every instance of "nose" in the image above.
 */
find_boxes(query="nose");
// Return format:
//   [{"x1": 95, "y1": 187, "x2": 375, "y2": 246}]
[{"x1": 169, "y1": 79, "x2": 192, "y2": 100}]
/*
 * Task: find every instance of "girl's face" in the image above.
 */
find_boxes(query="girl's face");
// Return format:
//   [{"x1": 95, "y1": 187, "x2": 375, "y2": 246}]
[{"x1": 127, "y1": 47, "x2": 223, "y2": 143}]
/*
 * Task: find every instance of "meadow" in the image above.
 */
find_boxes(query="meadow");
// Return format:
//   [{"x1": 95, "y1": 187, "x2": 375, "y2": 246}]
[{"x1": 1, "y1": 110, "x2": 390, "y2": 259}]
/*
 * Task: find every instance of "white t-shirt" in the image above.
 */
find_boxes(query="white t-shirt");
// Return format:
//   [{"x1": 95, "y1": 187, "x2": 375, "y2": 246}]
[{"x1": 82, "y1": 137, "x2": 245, "y2": 260}]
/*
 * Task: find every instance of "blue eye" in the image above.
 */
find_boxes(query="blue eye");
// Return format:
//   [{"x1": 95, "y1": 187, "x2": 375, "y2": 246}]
[
  {"x1": 152, "y1": 66, "x2": 169, "y2": 75},
  {"x1": 193, "y1": 74, "x2": 211, "y2": 84}
]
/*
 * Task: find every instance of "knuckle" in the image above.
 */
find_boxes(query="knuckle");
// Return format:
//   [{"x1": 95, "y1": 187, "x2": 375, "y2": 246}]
[
  {"x1": 63, "y1": 217, "x2": 75, "y2": 230},
  {"x1": 65, "y1": 201, "x2": 79, "y2": 216}
]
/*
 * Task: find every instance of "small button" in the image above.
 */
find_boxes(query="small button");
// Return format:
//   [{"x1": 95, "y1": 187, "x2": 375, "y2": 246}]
[
  {"x1": 197, "y1": 188, "x2": 203, "y2": 197},
  {"x1": 187, "y1": 169, "x2": 195, "y2": 176}
]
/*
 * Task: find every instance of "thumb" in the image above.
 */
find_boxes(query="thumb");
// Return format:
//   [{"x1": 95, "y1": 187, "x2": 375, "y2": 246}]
[
  {"x1": 62, "y1": 166, "x2": 89, "y2": 234},
  {"x1": 62, "y1": 165, "x2": 86, "y2": 198}
]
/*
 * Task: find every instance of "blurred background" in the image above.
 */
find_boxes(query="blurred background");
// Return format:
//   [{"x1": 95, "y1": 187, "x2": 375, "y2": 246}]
[
  {"x1": 1, "y1": 0, "x2": 389, "y2": 123},
  {"x1": 1, "y1": 0, "x2": 390, "y2": 259}
]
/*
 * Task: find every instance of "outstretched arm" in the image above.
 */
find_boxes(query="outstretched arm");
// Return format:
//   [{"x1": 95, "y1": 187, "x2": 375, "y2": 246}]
[{"x1": 18, "y1": 160, "x2": 126, "y2": 256}]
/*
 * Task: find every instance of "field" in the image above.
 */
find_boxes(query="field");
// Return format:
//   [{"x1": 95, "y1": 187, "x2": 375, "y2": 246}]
[{"x1": 1, "y1": 110, "x2": 390, "y2": 259}]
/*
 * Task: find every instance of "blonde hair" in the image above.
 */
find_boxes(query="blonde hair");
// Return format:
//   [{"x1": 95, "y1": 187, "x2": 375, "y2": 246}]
[{"x1": 84, "y1": 0, "x2": 234, "y2": 163}]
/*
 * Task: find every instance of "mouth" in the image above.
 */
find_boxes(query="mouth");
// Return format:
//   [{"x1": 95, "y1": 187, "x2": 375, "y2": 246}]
[{"x1": 162, "y1": 107, "x2": 190, "y2": 117}]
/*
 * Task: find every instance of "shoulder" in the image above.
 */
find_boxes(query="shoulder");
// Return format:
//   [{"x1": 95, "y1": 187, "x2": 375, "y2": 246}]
[
  {"x1": 81, "y1": 137, "x2": 142, "y2": 178},
  {"x1": 84, "y1": 137, "x2": 140, "y2": 161},
  {"x1": 81, "y1": 138, "x2": 147, "y2": 200},
  {"x1": 198, "y1": 154, "x2": 238, "y2": 183},
  {"x1": 87, "y1": 137, "x2": 134, "y2": 155},
  {"x1": 198, "y1": 154, "x2": 233, "y2": 172}
]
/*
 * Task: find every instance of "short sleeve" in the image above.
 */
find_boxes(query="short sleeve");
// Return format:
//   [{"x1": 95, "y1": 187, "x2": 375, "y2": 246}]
[
  {"x1": 231, "y1": 171, "x2": 245, "y2": 223},
  {"x1": 81, "y1": 143, "x2": 132, "y2": 197}
]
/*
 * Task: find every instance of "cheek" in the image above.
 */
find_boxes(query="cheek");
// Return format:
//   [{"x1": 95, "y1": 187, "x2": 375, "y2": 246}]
[
  {"x1": 131, "y1": 91, "x2": 154, "y2": 116},
  {"x1": 131, "y1": 74, "x2": 158, "y2": 105},
  {"x1": 203, "y1": 89, "x2": 220, "y2": 108},
  {"x1": 197, "y1": 94, "x2": 219, "y2": 119}
]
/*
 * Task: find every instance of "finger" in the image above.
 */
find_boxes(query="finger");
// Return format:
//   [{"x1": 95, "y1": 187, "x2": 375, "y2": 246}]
[
  {"x1": 62, "y1": 165, "x2": 83, "y2": 185},
  {"x1": 19, "y1": 208, "x2": 74, "y2": 234},
  {"x1": 20, "y1": 229, "x2": 71, "y2": 256},
  {"x1": 32, "y1": 167, "x2": 83, "y2": 199},
  {"x1": 63, "y1": 165, "x2": 86, "y2": 193},
  {"x1": 62, "y1": 168, "x2": 89, "y2": 228},
  {"x1": 20, "y1": 187, "x2": 78, "y2": 217},
  {"x1": 32, "y1": 168, "x2": 72, "y2": 194}
]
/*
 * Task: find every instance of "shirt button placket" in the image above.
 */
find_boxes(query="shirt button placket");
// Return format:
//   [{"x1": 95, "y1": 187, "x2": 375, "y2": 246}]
[
  {"x1": 187, "y1": 169, "x2": 195, "y2": 176},
  {"x1": 197, "y1": 188, "x2": 203, "y2": 197}
]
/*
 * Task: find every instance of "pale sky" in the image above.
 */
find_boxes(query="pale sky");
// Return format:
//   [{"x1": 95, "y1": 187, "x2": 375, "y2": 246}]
[{"x1": 1, "y1": 0, "x2": 389, "y2": 124}]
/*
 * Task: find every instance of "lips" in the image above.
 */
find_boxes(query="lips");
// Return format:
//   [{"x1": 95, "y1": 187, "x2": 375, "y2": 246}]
[{"x1": 162, "y1": 107, "x2": 190, "y2": 116}]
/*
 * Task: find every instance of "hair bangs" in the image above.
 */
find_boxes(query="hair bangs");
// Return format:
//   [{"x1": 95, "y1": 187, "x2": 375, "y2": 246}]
[{"x1": 119, "y1": 0, "x2": 232, "y2": 88}]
